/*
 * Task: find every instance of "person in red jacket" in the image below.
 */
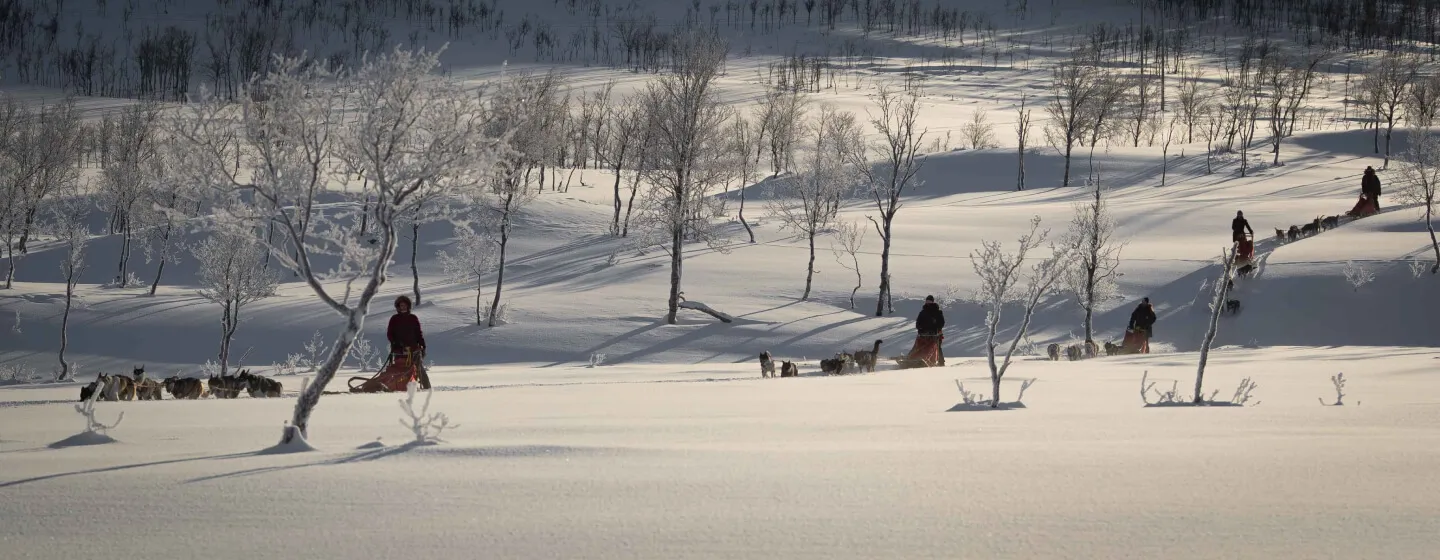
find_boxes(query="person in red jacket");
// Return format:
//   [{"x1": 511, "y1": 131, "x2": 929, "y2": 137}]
[{"x1": 387, "y1": 295, "x2": 430, "y2": 389}]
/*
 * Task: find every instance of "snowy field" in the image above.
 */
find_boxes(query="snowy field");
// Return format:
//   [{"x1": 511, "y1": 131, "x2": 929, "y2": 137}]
[
  {"x1": 3, "y1": 0, "x2": 1440, "y2": 557},
  {"x1": 3, "y1": 347, "x2": 1440, "y2": 559}
]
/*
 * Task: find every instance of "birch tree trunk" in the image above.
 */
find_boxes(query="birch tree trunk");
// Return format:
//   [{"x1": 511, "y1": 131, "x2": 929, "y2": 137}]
[{"x1": 1194, "y1": 246, "x2": 1236, "y2": 403}]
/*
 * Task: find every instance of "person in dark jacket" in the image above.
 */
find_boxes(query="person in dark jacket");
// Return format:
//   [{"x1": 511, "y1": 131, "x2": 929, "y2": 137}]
[
  {"x1": 1362, "y1": 166, "x2": 1382, "y2": 210},
  {"x1": 1231, "y1": 211, "x2": 1253, "y2": 244},
  {"x1": 1127, "y1": 297, "x2": 1157, "y2": 354},
  {"x1": 386, "y1": 295, "x2": 430, "y2": 389},
  {"x1": 916, "y1": 295, "x2": 946, "y2": 366}
]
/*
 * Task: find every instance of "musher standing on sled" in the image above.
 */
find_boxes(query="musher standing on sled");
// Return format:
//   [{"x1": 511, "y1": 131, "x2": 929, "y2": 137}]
[
  {"x1": 387, "y1": 295, "x2": 431, "y2": 389},
  {"x1": 1231, "y1": 211, "x2": 1253, "y2": 244},
  {"x1": 1127, "y1": 297, "x2": 1156, "y2": 354},
  {"x1": 916, "y1": 295, "x2": 946, "y2": 366}
]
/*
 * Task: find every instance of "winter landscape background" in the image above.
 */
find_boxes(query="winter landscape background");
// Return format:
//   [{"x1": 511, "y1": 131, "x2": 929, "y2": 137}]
[{"x1": 2, "y1": 0, "x2": 1439, "y2": 557}]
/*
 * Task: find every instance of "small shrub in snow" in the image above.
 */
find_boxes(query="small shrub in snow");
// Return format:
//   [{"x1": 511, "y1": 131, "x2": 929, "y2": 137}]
[
  {"x1": 1320, "y1": 372, "x2": 1355, "y2": 406},
  {"x1": 953, "y1": 378, "x2": 1035, "y2": 409},
  {"x1": 1140, "y1": 371, "x2": 1257, "y2": 407},
  {"x1": 0, "y1": 363, "x2": 42, "y2": 384},
  {"x1": 398, "y1": 380, "x2": 457, "y2": 444},
  {"x1": 588, "y1": 353, "x2": 606, "y2": 368},
  {"x1": 954, "y1": 379, "x2": 984, "y2": 405},
  {"x1": 1409, "y1": 257, "x2": 1428, "y2": 279},
  {"x1": 10, "y1": 311, "x2": 19, "y2": 334},
  {"x1": 1343, "y1": 260, "x2": 1375, "y2": 291},
  {"x1": 303, "y1": 331, "x2": 327, "y2": 371},
  {"x1": 483, "y1": 302, "x2": 510, "y2": 326},
  {"x1": 200, "y1": 359, "x2": 221, "y2": 378},
  {"x1": 1230, "y1": 377, "x2": 1259, "y2": 405},
  {"x1": 349, "y1": 337, "x2": 380, "y2": 372}
]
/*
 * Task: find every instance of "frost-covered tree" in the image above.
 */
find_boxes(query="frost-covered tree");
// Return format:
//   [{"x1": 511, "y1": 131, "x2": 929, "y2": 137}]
[
  {"x1": 971, "y1": 217, "x2": 1070, "y2": 407},
  {"x1": 1194, "y1": 245, "x2": 1237, "y2": 403},
  {"x1": 770, "y1": 105, "x2": 863, "y2": 300},
  {"x1": 1046, "y1": 60, "x2": 1099, "y2": 187},
  {"x1": 598, "y1": 93, "x2": 646, "y2": 237},
  {"x1": 169, "y1": 47, "x2": 509, "y2": 445},
  {"x1": 98, "y1": 102, "x2": 163, "y2": 287},
  {"x1": 1, "y1": 98, "x2": 84, "y2": 289},
  {"x1": 857, "y1": 84, "x2": 927, "y2": 316},
  {"x1": 758, "y1": 85, "x2": 807, "y2": 176},
  {"x1": 195, "y1": 233, "x2": 278, "y2": 377},
  {"x1": 51, "y1": 199, "x2": 89, "y2": 381},
  {"x1": 1405, "y1": 74, "x2": 1440, "y2": 129},
  {"x1": 141, "y1": 139, "x2": 195, "y2": 295},
  {"x1": 1396, "y1": 130, "x2": 1440, "y2": 274},
  {"x1": 438, "y1": 225, "x2": 499, "y2": 325},
  {"x1": 637, "y1": 31, "x2": 734, "y2": 324},
  {"x1": 1062, "y1": 176, "x2": 1124, "y2": 344},
  {"x1": 1262, "y1": 50, "x2": 1328, "y2": 165},
  {"x1": 483, "y1": 72, "x2": 554, "y2": 328}
]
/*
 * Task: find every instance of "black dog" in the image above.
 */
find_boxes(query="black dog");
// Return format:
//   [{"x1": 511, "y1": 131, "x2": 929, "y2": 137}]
[
  {"x1": 1236, "y1": 263, "x2": 1255, "y2": 277},
  {"x1": 779, "y1": 361, "x2": 799, "y2": 378},
  {"x1": 1223, "y1": 299, "x2": 1242, "y2": 315}
]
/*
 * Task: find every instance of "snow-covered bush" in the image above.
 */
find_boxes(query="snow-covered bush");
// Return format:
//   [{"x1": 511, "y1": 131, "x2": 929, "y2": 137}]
[
  {"x1": 349, "y1": 337, "x2": 380, "y2": 373},
  {"x1": 588, "y1": 353, "x2": 606, "y2": 368},
  {"x1": 200, "y1": 359, "x2": 221, "y2": 379},
  {"x1": 1140, "y1": 371, "x2": 1258, "y2": 407},
  {"x1": 10, "y1": 311, "x2": 19, "y2": 333},
  {"x1": 0, "y1": 362, "x2": 42, "y2": 384},
  {"x1": 951, "y1": 378, "x2": 1036, "y2": 410},
  {"x1": 302, "y1": 331, "x2": 327, "y2": 372},
  {"x1": 398, "y1": 380, "x2": 457, "y2": 444},
  {"x1": 1343, "y1": 260, "x2": 1375, "y2": 291},
  {"x1": 74, "y1": 386, "x2": 123, "y2": 435}
]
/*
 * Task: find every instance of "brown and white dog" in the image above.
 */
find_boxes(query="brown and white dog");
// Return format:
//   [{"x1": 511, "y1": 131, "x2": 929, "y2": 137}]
[
  {"x1": 163, "y1": 377, "x2": 207, "y2": 400},
  {"x1": 132, "y1": 366, "x2": 164, "y2": 401},
  {"x1": 779, "y1": 361, "x2": 799, "y2": 378},
  {"x1": 1046, "y1": 343, "x2": 1062, "y2": 361}
]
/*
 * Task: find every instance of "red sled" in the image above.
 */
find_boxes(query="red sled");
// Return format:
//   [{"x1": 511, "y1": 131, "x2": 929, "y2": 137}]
[
  {"x1": 348, "y1": 350, "x2": 419, "y2": 393},
  {"x1": 1122, "y1": 329, "x2": 1149, "y2": 354},
  {"x1": 1237, "y1": 235, "x2": 1255, "y2": 262},
  {"x1": 894, "y1": 334, "x2": 942, "y2": 369},
  {"x1": 1347, "y1": 195, "x2": 1377, "y2": 218}
]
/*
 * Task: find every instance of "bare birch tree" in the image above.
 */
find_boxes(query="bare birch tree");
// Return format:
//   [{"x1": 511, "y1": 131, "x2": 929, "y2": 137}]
[
  {"x1": 1016, "y1": 94, "x2": 1033, "y2": 191},
  {"x1": 831, "y1": 219, "x2": 866, "y2": 309},
  {"x1": 1396, "y1": 129, "x2": 1440, "y2": 274},
  {"x1": 2, "y1": 99, "x2": 84, "y2": 289},
  {"x1": 962, "y1": 109, "x2": 996, "y2": 149},
  {"x1": 638, "y1": 31, "x2": 733, "y2": 324},
  {"x1": 971, "y1": 216, "x2": 1071, "y2": 407},
  {"x1": 599, "y1": 93, "x2": 645, "y2": 237},
  {"x1": 1362, "y1": 53, "x2": 1421, "y2": 168},
  {"x1": 195, "y1": 233, "x2": 278, "y2": 377},
  {"x1": 170, "y1": 47, "x2": 509, "y2": 445},
  {"x1": 758, "y1": 85, "x2": 808, "y2": 176},
  {"x1": 1046, "y1": 60, "x2": 1099, "y2": 187},
  {"x1": 769, "y1": 105, "x2": 863, "y2": 300},
  {"x1": 729, "y1": 112, "x2": 761, "y2": 243},
  {"x1": 857, "y1": 84, "x2": 926, "y2": 316},
  {"x1": 1175, "y1": 65, "x2": 1210, "y2": 143}
]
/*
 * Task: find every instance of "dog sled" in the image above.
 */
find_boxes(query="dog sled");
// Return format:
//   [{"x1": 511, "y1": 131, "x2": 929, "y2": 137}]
[
  {"x1": 1120, "y1": 328, "x2": 1150, "y2": 355},
  {"x1": 1235, "y1": 232, "x2": 1255, "y2": 264},
  {"x1": 893, "y1": 333, "x2": 942, "y2": 369},
  {"x1": 1346, "y1": 194, "x2": 1377, "y2": 218},
  {"x1": 348, "y1": 349, "x2": 421, "y2": 393}
]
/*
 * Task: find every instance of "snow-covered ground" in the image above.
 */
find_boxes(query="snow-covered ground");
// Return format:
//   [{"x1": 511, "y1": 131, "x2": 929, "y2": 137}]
[
  {"x1": 3, "y1": 347, "x2": 1439, "y2": 558},
  {"x1": 3, "y1": 0, "x2": 1440, "y2": 557}
]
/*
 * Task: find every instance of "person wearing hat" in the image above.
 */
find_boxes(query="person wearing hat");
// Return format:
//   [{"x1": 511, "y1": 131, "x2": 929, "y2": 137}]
[
  {"x1": 387, "y1": 295, "x2": 431, "y2": 389},
  {"x1": 1231, "y1": 210, "x2": 1253, "y2": 244},
  {"x1": 915, "y1": 295, "x2": 946, "y2": 366},
  {"x1": 1362, "y1": 166, "x2": 1382, "y2": 210},
  {"x1": 1126, "y1": 297, "x2": 1156, "y2": 354}
]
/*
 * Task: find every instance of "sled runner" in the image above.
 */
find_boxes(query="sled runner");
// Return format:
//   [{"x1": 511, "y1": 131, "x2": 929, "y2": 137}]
[
  {"x1": 348, "y1": 349, "x2": 420, "y2": 393},
  {"x1": 893, "y1": 333, "x2": 942, "y2": 369}
]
